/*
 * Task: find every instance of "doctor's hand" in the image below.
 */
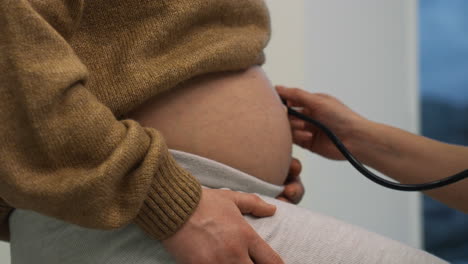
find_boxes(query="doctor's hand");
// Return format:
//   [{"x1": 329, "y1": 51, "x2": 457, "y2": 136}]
[
  {"x1": 276, "y1": 85, "x2": 368, "y2": 160},
  {"x1": 162, "y1": 188, "x2": 284, "y2": 264}
]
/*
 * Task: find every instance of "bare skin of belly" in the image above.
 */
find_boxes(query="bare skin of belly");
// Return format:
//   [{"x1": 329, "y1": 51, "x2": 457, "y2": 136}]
[{"x1": 126, "y1": 66, "x2": 293, "y2": 185}]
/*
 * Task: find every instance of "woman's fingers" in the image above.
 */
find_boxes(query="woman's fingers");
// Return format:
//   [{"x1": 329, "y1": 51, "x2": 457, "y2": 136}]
[
  {"x1": 288, "y1": 158, "x2": 302, "y2": 181},
  {"x1": 248, "y1": 233, "x2": 284, "y2": 264},
  {"x1": 276, "y1": 196, "x2": 289, "y2": 203},
  {"x1": 284, "y1": 158, "x2": 304, "y2": 203},
  {"x1": 283, "y1": 182, "x2": 305, "y2": 204},
  {"x1": 232, "y1": 192, "x2": 277, "y2": 217},
  {"x1": 277, "y1": 157, "x2": 304, "y2": 204}
]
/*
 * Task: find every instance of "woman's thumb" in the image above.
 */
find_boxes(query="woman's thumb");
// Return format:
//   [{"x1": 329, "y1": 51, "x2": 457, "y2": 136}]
[{"x1": 233, "y1": 193, "x2": 277, "y2": 217}]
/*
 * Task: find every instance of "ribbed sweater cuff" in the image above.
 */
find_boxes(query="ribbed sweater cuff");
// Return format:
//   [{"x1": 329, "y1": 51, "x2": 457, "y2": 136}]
[
  {"x1": 0, "y1": 203, "x2": 13, "y2": 241},
  {"x1": 134, "y1": 149, "x2": 202, "y2": 240}
]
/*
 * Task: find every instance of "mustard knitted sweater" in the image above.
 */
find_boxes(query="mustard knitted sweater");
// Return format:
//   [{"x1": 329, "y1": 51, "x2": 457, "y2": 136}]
[{"x1": 0, "y1": 0, "x2": 270, "y2": 241}]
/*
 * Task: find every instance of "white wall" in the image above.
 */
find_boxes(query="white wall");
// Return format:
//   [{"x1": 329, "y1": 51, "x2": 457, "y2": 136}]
[
  {"x1": 0, "y1": 1, "x2": 421, "y2": 262},
  {"x1": 264, "y1": 0, "x2": 421, "y2": 247},
  {"x1": 0, "y1": 241, "x2": 7, "y2": 263}
]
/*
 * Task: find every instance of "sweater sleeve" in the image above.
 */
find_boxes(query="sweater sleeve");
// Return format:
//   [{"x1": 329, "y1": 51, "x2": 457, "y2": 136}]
[
  {"x1": 0, "y1": 199, "x2": 13, "y2": 241},
  {"x1": 0, "y1": 0, "x2": 201, "y2": 241}
]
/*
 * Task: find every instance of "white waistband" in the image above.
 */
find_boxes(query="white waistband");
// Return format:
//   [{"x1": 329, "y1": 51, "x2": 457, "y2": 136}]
[{"x1": 169, "y1": 149, "x2": 284, "y2": 198}]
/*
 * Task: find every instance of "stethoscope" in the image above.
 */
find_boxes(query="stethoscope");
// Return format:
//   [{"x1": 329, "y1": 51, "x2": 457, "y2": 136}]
[{"x1": 280, "y1": 97, "x2": 468, "y2": 191}]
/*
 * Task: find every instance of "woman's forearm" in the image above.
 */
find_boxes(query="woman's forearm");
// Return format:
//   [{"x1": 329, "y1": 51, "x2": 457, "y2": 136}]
[{"x1": 351, "y1": 120, "x2": 468, "y2": 213}]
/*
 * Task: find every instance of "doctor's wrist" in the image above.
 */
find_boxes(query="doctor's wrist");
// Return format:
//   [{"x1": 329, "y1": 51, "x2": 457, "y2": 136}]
[{"x1": 347, "y1": 119, "x2": 381, "y2": 160}]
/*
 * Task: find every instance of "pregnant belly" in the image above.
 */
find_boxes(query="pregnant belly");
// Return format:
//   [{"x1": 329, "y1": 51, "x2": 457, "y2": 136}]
[{"x1": 125, "y1": 66, "x2": 292, "y2": 185}]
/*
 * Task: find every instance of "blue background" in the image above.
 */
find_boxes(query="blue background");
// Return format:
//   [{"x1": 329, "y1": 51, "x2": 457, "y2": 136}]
[{"x1": 420, "y1": 0, "x2": 468, "y2": 263}]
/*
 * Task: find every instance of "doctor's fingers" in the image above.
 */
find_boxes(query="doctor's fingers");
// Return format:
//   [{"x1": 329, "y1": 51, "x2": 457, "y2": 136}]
[
  {"x1": 292, "y1": 129, "x2": 315, "y2": 147},
  {"x1": 276, "y1": 86, "x2": 324, "y2": 109}
]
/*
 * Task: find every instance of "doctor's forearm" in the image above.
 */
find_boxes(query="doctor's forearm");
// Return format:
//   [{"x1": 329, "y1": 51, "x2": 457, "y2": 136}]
[{"x1": 352, "y1": 120, "x2": 468, "y2": 213}]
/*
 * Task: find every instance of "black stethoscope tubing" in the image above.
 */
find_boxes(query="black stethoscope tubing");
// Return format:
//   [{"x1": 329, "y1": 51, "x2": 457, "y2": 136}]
[{"x1": 281, "y1": 98, "x2": 468, "y2": 191}]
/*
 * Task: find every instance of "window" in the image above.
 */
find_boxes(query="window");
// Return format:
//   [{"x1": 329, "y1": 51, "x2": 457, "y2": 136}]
[{"x1": 420, "y1": 1, "x2": 468, "y2": 262}]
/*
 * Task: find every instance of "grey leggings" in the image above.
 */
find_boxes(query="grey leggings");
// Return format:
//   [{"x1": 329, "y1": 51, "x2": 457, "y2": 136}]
[{"x1": 9, "y1": 150, "x2": 446, "y2": 264}]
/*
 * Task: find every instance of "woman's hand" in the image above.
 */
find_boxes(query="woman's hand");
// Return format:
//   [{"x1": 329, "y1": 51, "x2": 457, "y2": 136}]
[
  {"x1": 276, "y1": 85, "x2": 368, "y2": 160},
  {"x1": 277, "y1": 157, "x2": 304, "y2": 204},
  {"x1": 162, "y1": 188, "x2": 284, "y2": 264}
]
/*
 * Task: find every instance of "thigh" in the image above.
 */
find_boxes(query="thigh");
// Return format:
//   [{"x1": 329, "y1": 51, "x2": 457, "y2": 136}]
[
  {"x1": 245, "y1": 196, "x2": 447, "y2": 264},
  {"x1": 10, "y1": 209, "x2": 175, "y2": 264},
  {"x1": 10, "y1": 199, "x2": 446, "y2": 264}
]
